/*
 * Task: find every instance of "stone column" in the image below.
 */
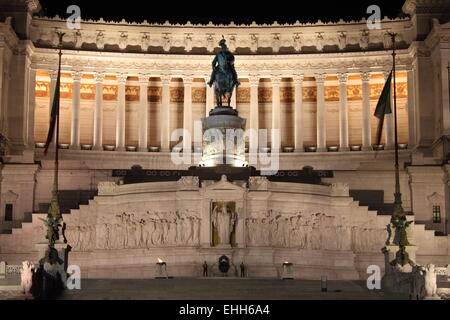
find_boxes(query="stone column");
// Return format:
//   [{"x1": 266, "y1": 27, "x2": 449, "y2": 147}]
[
  {"x1": 231, "y1": 86, "x2": 237, "y2": 109},
  {"x1": 48, "y1": 70, "x2": 58, "y2": 115},
  {"x1": 271, "y1": 76, "x2": 281, "y2": 152},
  {"x1": 316, "y1": 74, "x2": 327, "y2": 152},
  {"x1": 70, "y1": 71, "x2": 81, "y2": 150},
  {"x1": 249, "y1": 76, "x2": 259, "y2": 152},
  {"x1": 205, "y1": 77, "x2": 214, "y2": 116},
  {"x1": 93, "y1": 73, "x2": 104, "y2": 151},
  {"x1": 183, "y1": 75, "x2": 193, "y2": 153},
  {"x1": 160, "y1": 75, "x2": 171, "y2": 152},
  {"x1": 384, "y1": 71, "x2": 395, "y2": 149},
  {"x1": 138, "y1": 75, "x2": 149, "y2": 152},
  {"x1": 338, "y1": 73, "x2": 349, "y2": 151},
  {"x1": 294, "y1": 75, "x2": 304, "y2": 152},
  {"x1": 361, "y1": 71, "x2": 372, "y2": 150},
  {"x1": 407, "y1": 69, "x2": 416, "y2": 148},
  {"x1": 26, "y1": 68, "x2": 36, "y2": 149},
  {"x1": 116, "y1": 74, "x2": 127, "y2": 151}
]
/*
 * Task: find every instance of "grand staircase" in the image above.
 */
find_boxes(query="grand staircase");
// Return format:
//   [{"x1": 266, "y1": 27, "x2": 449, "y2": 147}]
[{"x1": 0, "y1": 190, "x2": 97, "y2": 234}]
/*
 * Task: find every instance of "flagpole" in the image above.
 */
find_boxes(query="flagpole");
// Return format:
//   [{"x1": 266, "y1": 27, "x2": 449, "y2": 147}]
[
  {"x1": 388, "y1": 32, "x2": 410, "y2": 250},
  {"x1": 46, "y1": 32, "x2": 64, "y2": 247}
]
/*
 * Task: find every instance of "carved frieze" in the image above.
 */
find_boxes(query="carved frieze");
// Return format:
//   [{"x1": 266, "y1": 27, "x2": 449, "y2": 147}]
[
  {"x1": 125, "y1": 85, "x2": 139, "y2": 102},
  {"x1": 192, "y1": 87, "x2": 206, "y2": 103},
  {"x1": 148, "y1": 86, "x2": 162, "y2": 103},
  {"x1": 170, "y1": 87, "x2": 184, "y2": 103},
  {"x1": 258, "y1": 87, "x2": 272, "y2": 103},
  {"x1": 236, "y1": 87, "x2": 250, "y2": 103}
]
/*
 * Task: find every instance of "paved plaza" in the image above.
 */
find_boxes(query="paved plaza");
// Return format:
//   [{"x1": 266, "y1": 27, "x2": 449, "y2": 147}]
[{"x1": 56, "y1": 278, "x2": 408, "y2": 300}]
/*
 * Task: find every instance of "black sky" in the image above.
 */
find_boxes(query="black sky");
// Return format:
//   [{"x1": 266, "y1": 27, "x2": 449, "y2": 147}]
[{"x1": 37, "y1": 0, "x2": 407, "y2": 24}]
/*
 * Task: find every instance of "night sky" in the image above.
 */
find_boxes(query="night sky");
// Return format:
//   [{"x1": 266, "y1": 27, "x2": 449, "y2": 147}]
[{"x1": 37, "y1": 0, "x2": 407, "y2": 24}]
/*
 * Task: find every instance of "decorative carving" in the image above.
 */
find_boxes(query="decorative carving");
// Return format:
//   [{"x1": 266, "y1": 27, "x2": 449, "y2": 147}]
[
  {"x1": 170, "y1": 87, "x2": 184, "y2": 103},
  {"x1": 148, "y1": 86, "x2": 162, "y2": 103},
  {"x1": 74, "y1": 30, "x2": 83, "y2": 48},
  {"x1": 141, "y1": 33, "x2": 150, "y2": 51},
  {"x1": 192, "y1": 87, "x2": 206, "y2": 103},
  {"x1": 250, "y1": 34, "x2": 258, "y2": 53},
  {"x1": 162, "y1": 33, "x2": 171, "y2": 52},
  {"x1": 359, "y1": 30, "x2": 370, "y2": 50},
  {"x1": 184, "y1": 33, "x2": 193, "y2": 52},
  {"x1": 258, "y1": 87, "x2": 272, "y2": 103},
  {"x1": 325, "y1": 86, "x2": 339, "y2": 101},
  {"x1": 119, "y1": 32, "x2": 128, "y2": 50},
  {"x1": 236, "y1": 87, "x2": 250, "y2": 103},
  {"x1": 98, "y1": 181, "x2": 118, "y2": 195},
  {"x1": 249, "y1": 176, "x2": 269, "y2": 190},
  {"x1": 272, "y1": 34, "x2": 281, "y2": 53},
  {"x1": 103, "y1": 85, "x2": 118, "y2": 101},
  {"x1": 280, "y1": 87, "x2": 294, "y2": 103},
  {"x1": 206, "y1": 34, "x2": 215, "y2": 52},
  {"x1": 228, "y1": 35, "x2": 236, "y2": 52},
  {"x1": 177, "y1": 176, "x2": 199, "y2": 189},
  {"x1": 96, "y1": 31, "x2": 105, "y2": 50},
  {"x1": 80, "y1": 84, "x2": 96, "y2": 100},
  {"x1": 331, "y1": 183, "x2": 349, "y2": 196},
  {"x1": 302, "y1": 87, "x2": 317, "y2": 102},
  {"x1": 125, "y1": 86, "x2": 139, "y2": 101},
  {"x1": 347, "y1": 85, "x2": 363, "y2": 100},
  {"x1": 293, "y1": 33, "x2": 302, "y2": 52},
  {"x1": 245, "y1": 210, "x2": 384, "y2": 251},
  {"x1": 338, "y1": 32, "x2": 347, "y2": 50},
  {"x1": 316, "y1": 33, "x2": 324, "y2": 51},
  {"x1": 89, "y1": 210, "x2": 201, "y2": 250},
  {"x1": 35, "y1": 81, "x2": 50, "y2": 97}
]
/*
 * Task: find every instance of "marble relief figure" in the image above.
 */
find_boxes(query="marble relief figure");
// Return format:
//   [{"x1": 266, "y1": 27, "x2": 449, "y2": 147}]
[
  {"x1": 65, "y1": 210, "x2": 201, "y2": 251},
  {"x1": 211, "y1": 202, "x2": 237, "y2": 246}
]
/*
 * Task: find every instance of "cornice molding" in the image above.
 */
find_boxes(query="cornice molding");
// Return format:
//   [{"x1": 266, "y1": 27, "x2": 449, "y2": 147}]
[{"x1": 30, "y1": 17, "x2": 414, "y2": 55}]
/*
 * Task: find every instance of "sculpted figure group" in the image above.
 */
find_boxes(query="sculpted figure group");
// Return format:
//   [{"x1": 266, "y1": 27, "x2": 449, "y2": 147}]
[
  {"x1": 246, "y1": 210, "x2": 386, "y2": 252},
  {"x1": 64, "y1": 210, "x2": 201, "y2": 251}
]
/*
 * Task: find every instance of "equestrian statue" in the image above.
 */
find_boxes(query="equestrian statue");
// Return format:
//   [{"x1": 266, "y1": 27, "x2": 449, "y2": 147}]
[{"x1": 208, "y1": 38, "x2": 240, "y2": 108}]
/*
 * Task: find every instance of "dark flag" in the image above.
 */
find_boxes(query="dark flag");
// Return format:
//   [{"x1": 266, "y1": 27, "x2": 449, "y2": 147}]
[
  {"x1": 374, "y1": 71, "x2": 393, "y2": 147},
  {"x1": 43, "y1": 66, "x2": 61, "y2": 155}
]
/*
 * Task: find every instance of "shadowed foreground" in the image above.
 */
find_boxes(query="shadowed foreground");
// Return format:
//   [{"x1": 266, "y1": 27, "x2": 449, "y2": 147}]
[{"x1": 59, "y1": 279, "x2": 408, "y2": 300}]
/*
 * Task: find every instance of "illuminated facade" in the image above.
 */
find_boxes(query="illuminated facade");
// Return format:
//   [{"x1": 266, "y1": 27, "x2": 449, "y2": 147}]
[{"x1": 0, "y1": 0, "x2": 449, "y2": 279}]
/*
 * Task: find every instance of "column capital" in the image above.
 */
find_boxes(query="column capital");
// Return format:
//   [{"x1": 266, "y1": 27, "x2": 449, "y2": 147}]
[
  {"x1": 94, "y1": 72, "x2": 105, "y2": 83},
  {"x1": 161, "y1": 74, "x2": 171, "y2": 85},
  {"x1": 49, "y1": 69, "x2": 59, "y2": 81},
  {"x1": 360, "y1": 71, "x2": 371, "y2": 83},
  {"x1": 72, "y1": 71, "x2": 82, "y2": 82},
  {"x1": 183, "y1": 75, "x2": 194, "y2": 85},
  {"x1": 138, "y1": 74, "x2": 150, "y2": 85},
  {"x1": 293, "y1": 74, "x2": 304, "y2": 84},
  {"x1": 271, "y1": 75, "x2": 282, "y2": 85},
  {"x1": 337, "y1": 72, "x2": 348, "y2": 84},
  {"x1": 248, "y1": 75, "x2": 260, "y2": 87},
  {"x1": 117, "y1": 73, "x2": 127, "y2": 84},
  {"x1": 315, "y1": 73, "x2": 326, "y2": 84}
]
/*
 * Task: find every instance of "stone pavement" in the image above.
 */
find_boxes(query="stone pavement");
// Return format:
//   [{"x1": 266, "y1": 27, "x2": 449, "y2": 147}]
[{"x1": 58, "y1": 278, "x2": 409, "y2": 300}]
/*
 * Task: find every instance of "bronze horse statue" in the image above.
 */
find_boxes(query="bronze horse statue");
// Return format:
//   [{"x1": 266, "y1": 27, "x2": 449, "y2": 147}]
[{"x1": 208, "y1": 38, "x2": 240, "y2": 108}]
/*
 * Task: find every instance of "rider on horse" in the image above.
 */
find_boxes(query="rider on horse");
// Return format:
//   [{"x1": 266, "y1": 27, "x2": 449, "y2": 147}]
[{"x1": 208, "y1": 38, "x2": 240, "y2": 107}]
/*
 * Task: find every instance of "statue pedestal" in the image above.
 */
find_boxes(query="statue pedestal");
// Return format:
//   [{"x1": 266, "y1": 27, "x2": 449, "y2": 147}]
[
  {"x1": 200, "y1": 106, "x2": 247, "y2": 168},
  {"x1": 381, "y1": 245, "x2": 417, "y2": 294},
  {"x1": 35, "y1": 241, "x2": 70, "y2": 287},
  {"x1": 282, "y1": 263, "x2": 294, "y2": 280},
  {"x1": 155, "y1": 263, "x2": 168, "y2": 279}
]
